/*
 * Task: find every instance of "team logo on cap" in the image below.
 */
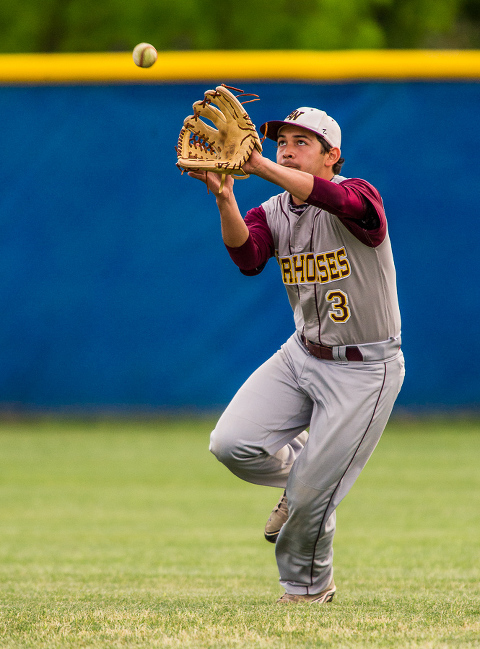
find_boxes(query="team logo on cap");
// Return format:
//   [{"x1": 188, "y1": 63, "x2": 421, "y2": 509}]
[{"x1": 286, "y1": 110, "x2": 305, "y2": 121}]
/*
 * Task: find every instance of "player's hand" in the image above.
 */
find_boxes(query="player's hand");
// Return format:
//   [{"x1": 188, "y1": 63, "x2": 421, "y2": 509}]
[
  {"x1": 187, "y1": 170, "x2": 234, "y2": 198},
  {"x1": 242, "y1": 147, "x2": 264, "y2": 176}
]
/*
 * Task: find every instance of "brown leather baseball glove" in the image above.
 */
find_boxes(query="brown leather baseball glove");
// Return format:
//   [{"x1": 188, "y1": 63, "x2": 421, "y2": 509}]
[{"x1": 176, "y1": 84, "x2": 262, "y2": 192}]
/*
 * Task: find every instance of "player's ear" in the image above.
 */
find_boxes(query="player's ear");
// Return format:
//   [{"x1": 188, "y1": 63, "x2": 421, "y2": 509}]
[{"x1": 325, "y1": 147, "x2": 341, "y2": 168}]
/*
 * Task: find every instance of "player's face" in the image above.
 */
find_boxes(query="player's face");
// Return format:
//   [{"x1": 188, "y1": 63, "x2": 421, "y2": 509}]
[{"x1": 276, "y1": 125, "x2": 333, "y2": 179}]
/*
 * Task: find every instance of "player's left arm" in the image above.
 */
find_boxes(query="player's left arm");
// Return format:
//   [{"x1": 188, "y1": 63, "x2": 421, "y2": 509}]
[
  {"x1": 243, "y1": 148, "x2": 317, "y2": 203},
  {"x1": 306, "y1": 177, "x2": 387, "y2": 246},
  {"x1": 243, "y1": 149, "x2": 381, "y2": 225}
]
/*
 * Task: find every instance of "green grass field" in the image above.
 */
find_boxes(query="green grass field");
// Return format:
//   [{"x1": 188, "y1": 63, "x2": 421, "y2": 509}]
[{"x1": 0, "y1": 416, "x2": 479, "y2": 648}]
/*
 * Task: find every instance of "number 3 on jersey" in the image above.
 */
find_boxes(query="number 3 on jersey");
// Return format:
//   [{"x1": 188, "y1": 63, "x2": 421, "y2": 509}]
[{"x1": 326, "y1": 290, "x2": 351, "y2": 323}]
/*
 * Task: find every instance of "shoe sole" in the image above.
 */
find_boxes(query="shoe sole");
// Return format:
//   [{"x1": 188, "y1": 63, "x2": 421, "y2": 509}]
[
  {"x1": 311, "y1": 590, "x2": 335, "y2": 604},
  {"x1": 277, "y1": 589, "x2": 336, "y2": 604}
]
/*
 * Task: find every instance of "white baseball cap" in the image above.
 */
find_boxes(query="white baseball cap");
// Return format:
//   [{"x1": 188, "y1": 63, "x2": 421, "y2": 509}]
[{"x1": 260, "y1": 107, "x2": 341, "y2": 149}]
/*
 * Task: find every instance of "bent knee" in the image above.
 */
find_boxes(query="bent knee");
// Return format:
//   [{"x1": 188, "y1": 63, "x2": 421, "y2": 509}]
[
  {"x1": 209, "y1": 425, "x2": 236, "y2": 464},
  {"x1": 209, "y1": 423, "x2": 260, "y2": 467}
]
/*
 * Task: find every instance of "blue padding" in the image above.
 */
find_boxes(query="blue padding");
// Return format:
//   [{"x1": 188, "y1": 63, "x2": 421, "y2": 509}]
[{"x1": 0, "y1": 82, "x2": 478, "y2": 410}]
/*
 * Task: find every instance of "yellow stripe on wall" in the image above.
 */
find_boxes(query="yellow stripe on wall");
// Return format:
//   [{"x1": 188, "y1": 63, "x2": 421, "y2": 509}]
[{"x1": 0, "y1": 50, "x2": 479, "y2": 84}]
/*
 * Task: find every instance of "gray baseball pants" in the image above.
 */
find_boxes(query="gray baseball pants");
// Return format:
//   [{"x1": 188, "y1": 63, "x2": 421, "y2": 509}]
[{"x1": 210, "y1": 332, "x2": 405, "y2": 595}]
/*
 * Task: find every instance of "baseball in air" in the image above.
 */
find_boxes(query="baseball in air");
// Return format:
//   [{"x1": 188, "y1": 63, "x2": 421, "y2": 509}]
[{"x1": 132, "y1": 43, "x2": 157, "y2": 68}]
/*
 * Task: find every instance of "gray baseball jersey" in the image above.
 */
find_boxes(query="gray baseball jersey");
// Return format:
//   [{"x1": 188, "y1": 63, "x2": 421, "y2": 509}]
[{"x1": 261, "y1": 176, "x2": 401, "y2": 347}]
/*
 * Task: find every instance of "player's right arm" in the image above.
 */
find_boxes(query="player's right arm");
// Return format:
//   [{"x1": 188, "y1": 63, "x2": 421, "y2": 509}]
[
  {"x1": 187, "y1": 170, "x2": 248, "y2": 248},
  {"x1": 187, "y1": 169, "x2": 274, "y2": 273}
]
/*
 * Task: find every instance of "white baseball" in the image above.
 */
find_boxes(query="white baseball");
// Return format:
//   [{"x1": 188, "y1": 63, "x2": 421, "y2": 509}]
[{"x1": 132, "y1": 43, "x2": 157, "y2": 68}]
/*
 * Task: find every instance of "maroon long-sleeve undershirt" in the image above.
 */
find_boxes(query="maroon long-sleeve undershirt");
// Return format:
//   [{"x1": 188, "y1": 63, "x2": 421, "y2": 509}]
[{"x1": 226, "y1": 176, "x2": 387, "y2": 274}]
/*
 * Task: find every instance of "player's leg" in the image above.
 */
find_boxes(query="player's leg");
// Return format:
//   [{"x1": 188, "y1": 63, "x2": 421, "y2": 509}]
[
  {"x1": 209, "y1": 335, "x2": 312, "y2": 489},
  {"x1": 275, "y1": 350, "x2": 405, "y2": 596}
]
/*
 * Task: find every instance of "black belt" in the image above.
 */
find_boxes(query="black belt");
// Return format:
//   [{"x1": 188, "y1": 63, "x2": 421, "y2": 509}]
[{"x1": 301, "y1": 334, "x2": 363, "y2": 362}]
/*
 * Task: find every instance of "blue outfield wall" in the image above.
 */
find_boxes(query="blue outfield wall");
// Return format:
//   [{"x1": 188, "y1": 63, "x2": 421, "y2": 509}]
[{"x1": 0, "y1": 81, "x2": 479, "y2": 412}]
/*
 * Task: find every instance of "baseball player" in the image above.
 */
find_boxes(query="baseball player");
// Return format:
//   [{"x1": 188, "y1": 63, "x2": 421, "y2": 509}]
[{"x1": 186, "y1": 106, "x2": 405, "y2": 604}]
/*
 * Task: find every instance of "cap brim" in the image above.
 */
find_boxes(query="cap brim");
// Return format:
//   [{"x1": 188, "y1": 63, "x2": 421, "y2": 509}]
[
  {"x1": 260, "y1": 120, "x2": 332, "y2": 145},
  {"x1": 259, "y1": 120, "x2": 295, "y2": 141}
]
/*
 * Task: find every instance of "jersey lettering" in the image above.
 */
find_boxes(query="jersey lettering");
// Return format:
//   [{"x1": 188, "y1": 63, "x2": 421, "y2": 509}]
[
  {"x1": 326, "y1": 290, "x2": 351, "y2": 323},
  {"x1": 292, "y1": 255, "x2": 305, "y2": 283},
  {"x1": 278, "y1": 247, "x2": 351, "y2": 286}
]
